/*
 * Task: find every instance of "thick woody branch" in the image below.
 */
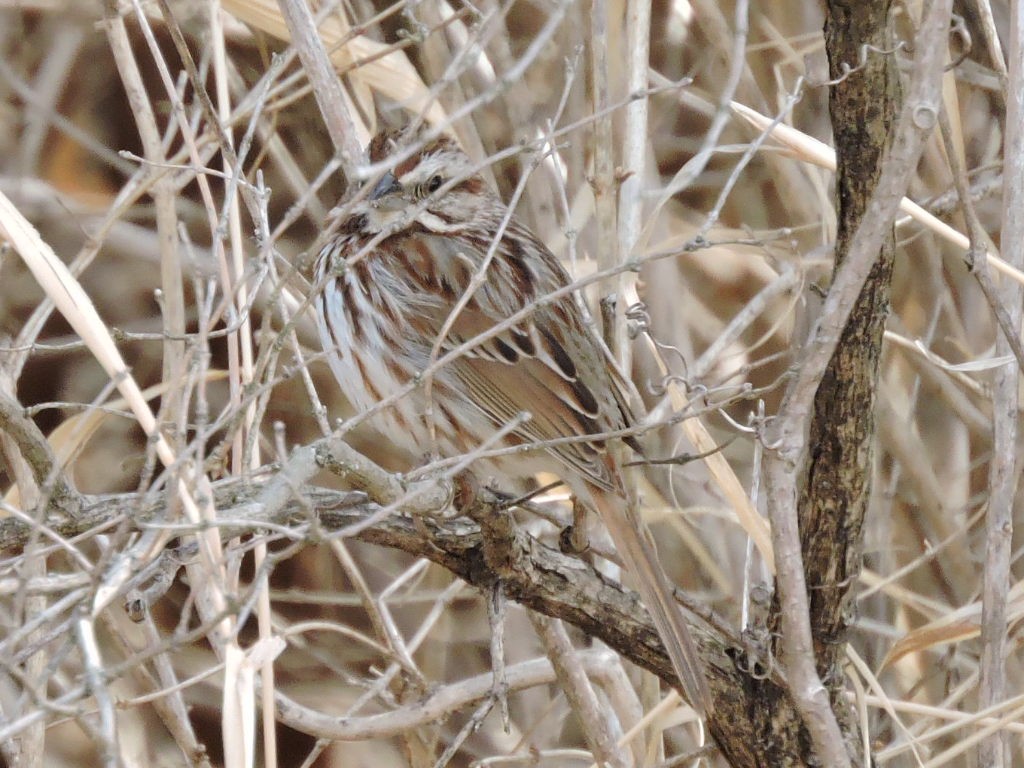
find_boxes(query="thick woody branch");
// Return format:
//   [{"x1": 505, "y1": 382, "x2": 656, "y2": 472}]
[
  {"x1": 0, "y1": 390, "x2": 80, "y2": 518},
  {"x1": 0, "y1": 441, "x2": 812, "y2": 768}
]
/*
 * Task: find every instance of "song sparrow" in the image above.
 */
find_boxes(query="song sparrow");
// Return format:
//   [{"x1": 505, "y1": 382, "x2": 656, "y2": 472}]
[{"x1": 314, "y1": 128, "x2": 712, "y2": 715}]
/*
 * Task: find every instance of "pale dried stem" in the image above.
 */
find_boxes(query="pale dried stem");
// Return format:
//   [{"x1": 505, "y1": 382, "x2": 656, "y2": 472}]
[
  {"x1": 977, "y1": 2, "x2": 1024, "y2": 765},
  {"x1": 530, "y1": 613, "x2": 632, "y2": 768},
  {"x1": 972, "y1": 0, "x2": 1009, "y2": 81},
  {"x1": 348, "y1": 575, "x2": 466, "y2": 716},
  {"x1": 588, "y1": 0, "x2": 616, "y2": 289},
  {"x1": 272, "y1": 651, "x2": 620, "y2": 740},
  {"x1": 935, "y1": 61, "x2": 1018, "y2": 768},
  {"x1": 3, "y1": 452, "x2": 45, "y2": 768},
  {"x1": 103, "y1": 609, "x2": 209, "y2": 767},
  {"x1": 327, "y1": 538, "x2": 422, "y2": 682},
  {"x1": 75, "y1": 616, "x2": 118, "y2": 766},
  {"x1": 691, "y1": 266, "x2": 800, "y2": 382},
  {"x1": 642, "y1": 0, "x2": 749, "y2": 234},
  {"x1": 114, "y1": 11, "x2": 246, "y2": 712},
  {"x1": 614, "y1": 0, "x2": 650, "y2": 369},
  {"x1": 0, "y1": 54, "x2": 133, "y2": 175},
  {"x1": 276, "y1": 0, "x2": 364, "y2": 174},
  {"x1": 206, "y1": 4, "x2": 277, "y2": 762},
  {"x1": 102, "y1": 0, "x2": 187, "y2": 451}
]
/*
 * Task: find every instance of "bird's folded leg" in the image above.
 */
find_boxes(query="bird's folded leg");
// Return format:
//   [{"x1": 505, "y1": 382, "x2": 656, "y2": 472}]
[{"x1": 558, "y1": 494, "x2": 592, "y2": 555}]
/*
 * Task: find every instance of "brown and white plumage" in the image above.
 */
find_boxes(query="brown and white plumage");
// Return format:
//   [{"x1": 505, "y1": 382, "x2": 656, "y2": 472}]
[{"x1": 314, "y1": 129, "x2": 712, "y2": 715}]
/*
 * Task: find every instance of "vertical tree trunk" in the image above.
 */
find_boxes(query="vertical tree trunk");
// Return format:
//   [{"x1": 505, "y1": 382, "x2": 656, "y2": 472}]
[{"x1": 783, "y1": 0, "x2": 900, "y2": 759}]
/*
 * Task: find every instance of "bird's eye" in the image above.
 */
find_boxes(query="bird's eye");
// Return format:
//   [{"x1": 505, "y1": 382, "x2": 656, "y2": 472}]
[{"x1": 426, "y1": 174, "x2": 444, "y2": 193}]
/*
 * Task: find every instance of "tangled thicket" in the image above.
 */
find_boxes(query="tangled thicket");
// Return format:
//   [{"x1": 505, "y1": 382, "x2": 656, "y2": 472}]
[{"x1": 0, "y1": 1, "x2": 1020, "y2": 767}]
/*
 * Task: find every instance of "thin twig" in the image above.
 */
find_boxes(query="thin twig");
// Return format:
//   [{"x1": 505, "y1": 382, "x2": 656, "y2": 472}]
[{"x1": 977, "y1": 2, "x2": 1024, "y2": 764}]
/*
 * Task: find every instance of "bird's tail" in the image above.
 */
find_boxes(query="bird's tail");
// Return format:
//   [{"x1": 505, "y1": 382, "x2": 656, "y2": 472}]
[{"x1": 589, "y1": 486, "x2": 713, "y2": 717}]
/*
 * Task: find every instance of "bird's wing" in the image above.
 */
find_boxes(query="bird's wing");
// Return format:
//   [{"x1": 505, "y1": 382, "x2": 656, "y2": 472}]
[{"x1": 410, "y1": 226, "x2": 635, "y2": 489}]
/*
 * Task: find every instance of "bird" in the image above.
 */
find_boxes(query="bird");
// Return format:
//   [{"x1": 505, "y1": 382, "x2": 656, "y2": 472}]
[{"x1": 313, "y1": 127, "x2": 712, "y2": 715}]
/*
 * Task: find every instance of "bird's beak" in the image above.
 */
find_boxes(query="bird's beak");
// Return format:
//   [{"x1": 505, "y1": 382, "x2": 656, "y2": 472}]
[{"x1": 369, "y1": 171, "x2": 403, "y2": 203}]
